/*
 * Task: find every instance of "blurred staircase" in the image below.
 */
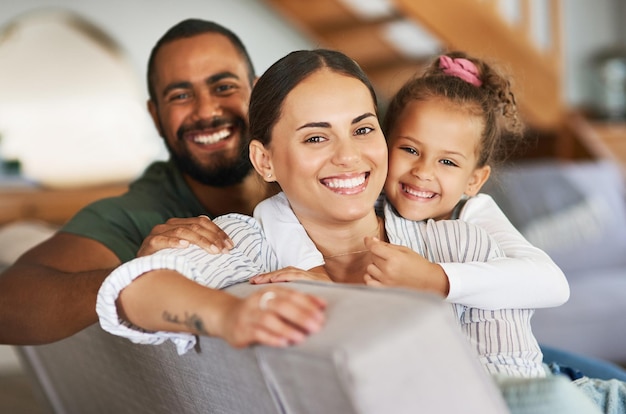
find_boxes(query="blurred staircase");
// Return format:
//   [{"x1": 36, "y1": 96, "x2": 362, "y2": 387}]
[{"x1": 264, "y1": 0, "x2": 626, "y2": 168}]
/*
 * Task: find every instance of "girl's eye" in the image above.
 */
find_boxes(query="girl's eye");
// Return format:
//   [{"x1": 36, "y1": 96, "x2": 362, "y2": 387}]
[
  {"x1": 399, "y1": 146, "x2": 418, "y2": 155},
  {"x1": 440, "y1": 159, "x2": 458, "y2": 167},
  {"x1": 354, "y1": 126, "x2": 373, "y2": 135}
]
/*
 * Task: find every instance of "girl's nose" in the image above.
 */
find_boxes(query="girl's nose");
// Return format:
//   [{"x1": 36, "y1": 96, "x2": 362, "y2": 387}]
[{"x1": 411, "y1": 162, "x2": 433, "y2": 180}]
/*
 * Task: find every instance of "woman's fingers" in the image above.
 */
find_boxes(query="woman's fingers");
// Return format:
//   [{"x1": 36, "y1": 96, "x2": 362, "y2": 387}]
[{"x1": 226, "y1": 287, "x2": 326, "y2": 348}]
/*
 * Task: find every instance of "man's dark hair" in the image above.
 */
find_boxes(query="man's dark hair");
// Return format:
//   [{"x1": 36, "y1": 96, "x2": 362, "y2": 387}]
[{"x1": 147, "y1": 19, "x2": 256, "y2": 103}]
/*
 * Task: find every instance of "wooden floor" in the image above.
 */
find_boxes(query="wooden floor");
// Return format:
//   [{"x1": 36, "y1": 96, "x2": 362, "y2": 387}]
[{"x1": 0, "y1": 372, "x2": 47, "y2": 414}]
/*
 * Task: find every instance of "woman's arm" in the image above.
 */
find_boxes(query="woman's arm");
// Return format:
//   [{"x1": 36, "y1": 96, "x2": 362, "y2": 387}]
[
  {"x1": 96, "y1": 214, "x2": 326, "y2": 354},
  {"x1": 441, "y1": 193, "x2": 570, "y2": 309},
  {"x1": 117, "y1": 269, "x2": 325, "y2": 348}
]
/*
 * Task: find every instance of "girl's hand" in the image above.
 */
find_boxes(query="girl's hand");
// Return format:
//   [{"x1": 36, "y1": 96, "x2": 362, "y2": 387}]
[
  {"x1": 250, "y1": 266, "x2": 333, "y2": 284},
  {"x1": 137, "y1": 216, "x2": 234, "y2": 257},
  {"x1": 216, "y1": 287, "x2": 326, "y2": 348},
  {"x1": 363, "y1": 237, "x2": 449, "y2": 296}
]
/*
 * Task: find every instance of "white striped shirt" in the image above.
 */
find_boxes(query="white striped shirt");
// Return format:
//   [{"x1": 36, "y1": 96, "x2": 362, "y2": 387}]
[
  {"x1": 96, "y1": 214, "x2": 278, "y2": 355},
  {"x1": 384, "y1": 201, "x2": 545, "y2": 378}
]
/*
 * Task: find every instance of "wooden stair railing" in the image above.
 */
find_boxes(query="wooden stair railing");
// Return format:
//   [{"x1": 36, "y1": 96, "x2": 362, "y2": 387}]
[
  {"x1": 393, "y1": 0, "x2": 564, "y2": 130},
  {"x1": 264, "y1": 0, "x2": 564, "y2": 132}
]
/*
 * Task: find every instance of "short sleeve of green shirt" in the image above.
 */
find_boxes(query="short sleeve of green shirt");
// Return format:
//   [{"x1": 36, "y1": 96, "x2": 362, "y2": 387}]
[{"x1": 62, "y1": 161, "x2": 207, "y2": 263}]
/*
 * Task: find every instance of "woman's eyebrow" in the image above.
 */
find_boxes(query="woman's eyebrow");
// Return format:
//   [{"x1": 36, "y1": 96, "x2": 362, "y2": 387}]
[
  {"x1": 352, "y1": 112, "x2": 376, "y2": 124},
  {"x1": 296, "y1": 112, "x2": 376, "y2": 131},
  {"x1": 297, "y1": 121, "x2": 330, "y2": 130}
]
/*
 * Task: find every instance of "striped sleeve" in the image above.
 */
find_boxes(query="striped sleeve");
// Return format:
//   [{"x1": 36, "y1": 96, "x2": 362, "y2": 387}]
[{"x1": 96, "y1": 213, "x2": 278, "y2": 354}]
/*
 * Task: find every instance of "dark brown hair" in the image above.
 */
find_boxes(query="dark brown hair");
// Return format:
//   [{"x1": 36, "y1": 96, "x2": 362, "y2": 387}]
[{"x1": 249, "y1": 49, "x2": 377, "y2": 147}]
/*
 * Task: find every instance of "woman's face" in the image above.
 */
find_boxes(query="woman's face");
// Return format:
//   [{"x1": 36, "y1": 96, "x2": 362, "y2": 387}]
[{"x1": 266, "y1": 69, "x2": 387, "y2": 226}]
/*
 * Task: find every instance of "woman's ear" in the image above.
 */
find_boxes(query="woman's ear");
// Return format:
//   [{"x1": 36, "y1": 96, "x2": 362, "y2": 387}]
[
  {"x1": 465, "y1": 165, "x2": 491, "y2": 197},
  {"x1": 249, "y1": 140, "x2": 275, "y2": 182}
]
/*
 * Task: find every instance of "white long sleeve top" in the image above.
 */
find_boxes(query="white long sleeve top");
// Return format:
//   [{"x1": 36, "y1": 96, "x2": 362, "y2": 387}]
[{"x1": 254, "y1": 192, "x2": 569, "y2": 310}]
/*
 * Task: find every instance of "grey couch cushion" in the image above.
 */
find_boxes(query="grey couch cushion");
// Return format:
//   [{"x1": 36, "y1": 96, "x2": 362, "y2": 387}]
[
  {"x1": 483, "y1": 160, "x2": 626, "y2": 276},
  {"x1": 19, "y1": 281, "x2": 510, "y2": 414}
]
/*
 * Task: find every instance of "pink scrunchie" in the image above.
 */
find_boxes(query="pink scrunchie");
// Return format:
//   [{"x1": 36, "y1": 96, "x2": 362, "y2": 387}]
[{"x1": 439, "y1": 55, "x2": 482, "y2": 87}]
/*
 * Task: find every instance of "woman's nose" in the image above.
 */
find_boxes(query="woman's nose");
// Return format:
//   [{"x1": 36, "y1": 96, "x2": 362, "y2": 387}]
[{"x1": 332, "y1": 138, "x2": 360, "y2": 166}]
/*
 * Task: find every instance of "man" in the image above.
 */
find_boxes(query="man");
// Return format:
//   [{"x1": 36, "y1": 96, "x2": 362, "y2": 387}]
[{"x1": 0, "y1": 19, "x2": 277, "y2": 344}]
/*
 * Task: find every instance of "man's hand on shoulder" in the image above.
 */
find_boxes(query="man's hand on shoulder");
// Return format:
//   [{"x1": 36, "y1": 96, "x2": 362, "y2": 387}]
[{"x1": 137, "y1": 216, "x2": 234, "y2": 257}]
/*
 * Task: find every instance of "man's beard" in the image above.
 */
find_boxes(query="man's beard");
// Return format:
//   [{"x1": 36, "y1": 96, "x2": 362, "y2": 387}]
[{"x1": 165, "y1": 117, "x2": 253, "y2": 187}]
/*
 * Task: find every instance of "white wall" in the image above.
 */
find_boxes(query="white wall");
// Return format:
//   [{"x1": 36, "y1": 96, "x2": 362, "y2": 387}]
[
  {"x1": 0, "y1": 0, "x2": 313, "y2": 186},
  {"x1": 0, "y1": 0, "x2": 312, "y2": 96},
  {"x1": 0, "y1": 0, "x2": 620, "y2": 121},
  {"x1": 563, "y1": 0, "x2": 620, "y2": 106}
]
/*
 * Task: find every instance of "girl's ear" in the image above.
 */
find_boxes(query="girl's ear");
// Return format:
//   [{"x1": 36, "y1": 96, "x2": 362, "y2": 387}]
[
  {"x1": 249, "y1": 140, "x2": 275, "y2": 182},
  {"x1": 465, "y1": 165, "x2": 491, "y2": 197}
]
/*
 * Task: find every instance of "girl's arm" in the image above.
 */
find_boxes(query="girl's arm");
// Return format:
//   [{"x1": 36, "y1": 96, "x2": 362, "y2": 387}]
[{"x1": 441, "y1": 193, "x2": 570, "y2": 309}]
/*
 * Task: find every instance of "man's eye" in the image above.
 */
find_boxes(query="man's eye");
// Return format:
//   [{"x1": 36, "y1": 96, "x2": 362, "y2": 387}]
[
  {"x1": 168, "y1": 92, "x2": 189, "y2": 102},
  {"x1": 215, "y1": 84, "x2": 236, "y2": 94},
  {"x1": 355, "y1": 126, "x2": 373, "y2": 135}
]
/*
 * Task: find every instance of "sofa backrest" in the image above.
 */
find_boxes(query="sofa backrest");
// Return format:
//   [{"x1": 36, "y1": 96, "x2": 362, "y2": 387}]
[{"x1": 18, "y1": 281, "x2": 509, "y2": 414}]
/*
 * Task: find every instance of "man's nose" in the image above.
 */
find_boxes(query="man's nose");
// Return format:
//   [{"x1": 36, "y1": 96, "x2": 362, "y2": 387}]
[{"x1": 193, "y1": 92, "x2": 222, "y2": 119}]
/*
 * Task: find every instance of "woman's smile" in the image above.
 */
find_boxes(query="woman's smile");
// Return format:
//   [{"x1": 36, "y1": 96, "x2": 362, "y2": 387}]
[{"x1": 320, "y1": 172, "x2": 369, "y2": 195}]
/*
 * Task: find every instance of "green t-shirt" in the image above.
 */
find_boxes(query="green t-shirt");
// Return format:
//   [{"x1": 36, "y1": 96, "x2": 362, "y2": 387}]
[{"x1": 62, "y1": 161, "x2": 207, "y2": 263}]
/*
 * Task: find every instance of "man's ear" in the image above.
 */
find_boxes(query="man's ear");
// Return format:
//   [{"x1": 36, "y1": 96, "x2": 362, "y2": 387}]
[
  {"x1": 249, "y1": 140, "x2": 275, "y2": 182},
  {"x1": 465, "y1": 165, "x2": 491, "y2": 197},
  {"x1": 147, "y1": 99, "x2": 164, "y2": 137}
]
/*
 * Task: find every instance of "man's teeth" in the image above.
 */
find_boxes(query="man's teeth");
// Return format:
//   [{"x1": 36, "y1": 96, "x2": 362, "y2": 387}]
[
  {"x1": 403, "y1": 185, "x2": 435, "y2": 198},
  {"x1": 325, "y1": 175, "x2": 366, "y2": 189},
  {"x1": 193, "y1": 129, "x2": 231, "y2": 144}
]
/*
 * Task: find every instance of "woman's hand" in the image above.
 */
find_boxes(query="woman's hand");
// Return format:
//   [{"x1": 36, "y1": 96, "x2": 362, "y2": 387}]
[
  {"x1": 249, "y1": 266, "x2": 333, "y2": 285},
  {"x1": 216, "y1": 287, "x2": 326, "y2": 348},
  {"x1": 137, "y1": 216, "x2": 234, "y2": 257},
  {"x1": 363, "y1": 237, "x2": 450, "y2": 296}
]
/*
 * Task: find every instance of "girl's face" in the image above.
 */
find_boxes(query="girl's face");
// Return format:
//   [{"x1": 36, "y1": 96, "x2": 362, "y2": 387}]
[
  {"x1": 257, "y1": 69, "x2": 387, "y2": 226},
  {"x1": 384, "y1": 98, "x2": 490, "y2": 221}
]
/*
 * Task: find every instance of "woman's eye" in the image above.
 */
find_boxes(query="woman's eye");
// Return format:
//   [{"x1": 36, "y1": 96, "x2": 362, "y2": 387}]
[
  {"x1": 355, "y1": 126, "x2": 373, "y2": 135},
  {"x1": 305, "y1": 136, "x2": 326, "y2": 143}
]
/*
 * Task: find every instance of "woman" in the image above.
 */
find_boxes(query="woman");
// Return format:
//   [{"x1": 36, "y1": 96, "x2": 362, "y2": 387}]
[{"x1": 96, "y1": 49, "x2": 387, "y2": 354}]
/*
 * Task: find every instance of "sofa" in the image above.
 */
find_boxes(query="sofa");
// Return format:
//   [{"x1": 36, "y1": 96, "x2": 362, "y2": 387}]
[
  {"x1": 482, "y1": 159, "x2": 626, "y2": 364},
  {"x1": 2, "y1": 159, "x2": 621, "y2": 413},
  {"x1": 14, "y1": 281, "x2": 601, "y2": 414}
]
